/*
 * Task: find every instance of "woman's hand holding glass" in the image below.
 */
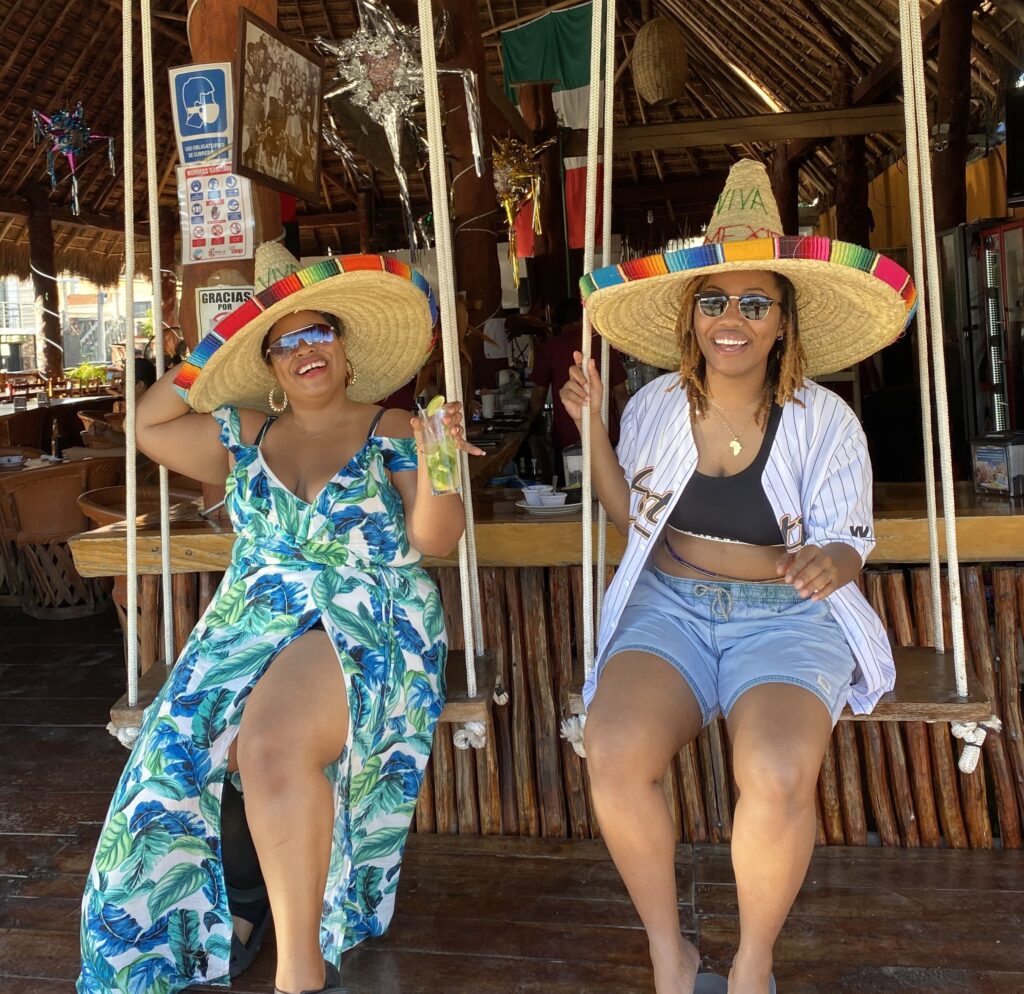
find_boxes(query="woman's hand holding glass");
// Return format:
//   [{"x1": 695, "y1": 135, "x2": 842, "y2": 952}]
[{"x1": 411, "y1": 400, "x2": 485, "y2": 497}]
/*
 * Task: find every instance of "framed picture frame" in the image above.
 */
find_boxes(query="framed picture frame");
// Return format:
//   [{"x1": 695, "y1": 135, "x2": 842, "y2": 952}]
[{"x1": 233, "y1": 9, "x2": 324, "y2": 204}]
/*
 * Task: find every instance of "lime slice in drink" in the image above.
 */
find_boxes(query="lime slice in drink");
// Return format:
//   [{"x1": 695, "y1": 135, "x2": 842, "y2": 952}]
[{"x1": 425, "y1": 394, "x2": 446, "y2": 416}]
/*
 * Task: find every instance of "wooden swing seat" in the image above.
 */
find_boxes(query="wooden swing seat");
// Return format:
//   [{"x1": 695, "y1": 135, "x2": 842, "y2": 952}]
[
  {"x1": 109, "y1": 649, "x2": 497, "y2": 736},
  {"x1": 566, "y1": 644, "x2": 991, "y2": 723}
]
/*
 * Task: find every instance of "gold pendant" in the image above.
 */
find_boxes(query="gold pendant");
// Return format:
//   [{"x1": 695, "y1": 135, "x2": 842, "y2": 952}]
[{"x1": 729, "y1": 438, "x2": 743, "y2": 456}]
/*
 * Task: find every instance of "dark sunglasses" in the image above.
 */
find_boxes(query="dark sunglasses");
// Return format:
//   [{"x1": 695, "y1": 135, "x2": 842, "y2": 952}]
[
  {"x1": 695, "y1": 291, "x2": 778, "y2": 322},
  {"x1": 265, "y1": 323, "x2": 337, "y2": 360}
]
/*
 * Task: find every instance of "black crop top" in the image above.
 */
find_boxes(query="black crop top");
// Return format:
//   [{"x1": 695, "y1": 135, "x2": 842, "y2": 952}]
[{"x1": 667, "y1": 404, "x2": 785, "y2": 546}]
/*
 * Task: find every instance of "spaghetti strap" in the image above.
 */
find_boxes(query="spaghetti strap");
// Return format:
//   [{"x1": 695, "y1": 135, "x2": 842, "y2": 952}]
[
  {"x1": 367, "y1": 407, "x2": 386, "y2": 439},
  {"x1": 255, "y1": 416, "x2": 276, "y2": 445}
]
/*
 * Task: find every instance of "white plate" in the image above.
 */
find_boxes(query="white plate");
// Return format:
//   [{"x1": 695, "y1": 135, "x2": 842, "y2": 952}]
[
  {"x1": 0, "y1": 456, "x2": 25, "y2": 467},
  {"x1": 514, "y1": 499, "x2": 582, "y2": 516}
]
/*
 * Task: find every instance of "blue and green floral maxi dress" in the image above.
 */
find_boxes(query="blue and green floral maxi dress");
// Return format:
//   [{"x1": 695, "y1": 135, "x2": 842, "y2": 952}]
[{"x1": 77, "y1": 406, "x2": 447, "y2": 994}]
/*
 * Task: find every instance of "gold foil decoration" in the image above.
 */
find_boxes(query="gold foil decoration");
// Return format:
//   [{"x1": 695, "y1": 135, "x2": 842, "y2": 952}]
[{"x1": 492, "y1": 137, "x2": 555, "y2": 286}]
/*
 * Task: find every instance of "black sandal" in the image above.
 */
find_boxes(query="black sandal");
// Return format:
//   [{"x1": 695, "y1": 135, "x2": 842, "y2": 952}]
[
  {"x1": 273, "y1": 959, "x2": 347, "y2": 993},
  {"x1": 228, "y1": 880, "x2": 273, "y2": 978},
  {"x1": 221, "y1": 779, "x2": 273, "y2": 978}
]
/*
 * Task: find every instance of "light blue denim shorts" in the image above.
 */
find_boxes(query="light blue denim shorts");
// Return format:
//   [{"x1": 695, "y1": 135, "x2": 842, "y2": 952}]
[{"x1": 599, "y1": 567, "x2": 856, "y2": 726}]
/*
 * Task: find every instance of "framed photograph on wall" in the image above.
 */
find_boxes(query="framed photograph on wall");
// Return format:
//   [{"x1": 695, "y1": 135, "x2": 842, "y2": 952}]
[{"x1": 233, "y1": 9, "x2": 324, "y2": 204}]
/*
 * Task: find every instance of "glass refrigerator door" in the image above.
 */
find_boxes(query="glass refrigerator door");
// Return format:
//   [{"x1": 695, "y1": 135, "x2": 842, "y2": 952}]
[
  {"x1": 940, "y1": 226, "x2": 985, "y2": 440},
  {"x1": 982, "y1": 232, "x2": 1011, "y2": 431},
  {"x1": 1002, "y1": 225, "x2": 1024, "y2": 428}
]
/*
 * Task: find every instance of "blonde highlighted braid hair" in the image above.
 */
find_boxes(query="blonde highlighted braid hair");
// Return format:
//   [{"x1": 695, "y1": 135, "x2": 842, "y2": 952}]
[{"x1": 673, "y1": 272, "x2": 806, "y2": 427}]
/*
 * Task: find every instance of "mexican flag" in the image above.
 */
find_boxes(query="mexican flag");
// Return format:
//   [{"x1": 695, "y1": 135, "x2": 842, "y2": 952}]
[{"x1": 500, "y1": 1, "x2": 604, "y2": 254}]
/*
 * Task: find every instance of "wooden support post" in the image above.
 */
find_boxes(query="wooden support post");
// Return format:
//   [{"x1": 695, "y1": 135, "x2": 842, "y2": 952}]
[
  {"x1": 178, "y1": 0, "x2": 281, "y2": 350},
  {"x1": 27, "y1": 185, "x2": 63, "y2": 378},
  {"x1": 832, "y1": 66, "x2": 870, "y2": 246},
  {"x1": 518, "y1": 82, "x2": 569, "y2": 304},
  {"x1": 933, "y1": 0, "x2": 978, "y2": 231},
  {"x1": 769, "y1": 142, "x2": 798, "y2": 235}
]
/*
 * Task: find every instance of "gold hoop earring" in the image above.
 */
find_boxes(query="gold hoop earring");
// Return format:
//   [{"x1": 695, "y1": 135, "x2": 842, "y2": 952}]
[
  {"x1": 268, "y1": 385, "x2": 288, "y2": 413},
  {"x1": 345, "y1": 359, "x2": 356, "y2": 387}
]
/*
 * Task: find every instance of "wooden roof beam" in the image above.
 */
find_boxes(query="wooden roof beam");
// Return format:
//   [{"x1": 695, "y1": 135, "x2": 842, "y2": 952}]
[
  {"x1": 789, "y1": 0, "x2": 865, "y2": 72},
  {"x1": 0, "y1": 194, "x2": 145, "y2": 234},
  {"x1": 610, "y1": 177, "x2": 727, "y2": 207},
  {"x1": 564, "y1": 103, "x2": 905, "y2": 156},
  {"x1": 485, "y1": 73, "x2": 531, "y2": 144},
  {"x1": 786, "y1": 4, "x2": 944, "y2": 165}
]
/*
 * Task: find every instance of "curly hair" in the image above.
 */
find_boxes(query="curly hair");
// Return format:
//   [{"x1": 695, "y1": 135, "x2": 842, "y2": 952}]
[{"x1": 673, "y1": 271, "x2": 806, "y2": 427}]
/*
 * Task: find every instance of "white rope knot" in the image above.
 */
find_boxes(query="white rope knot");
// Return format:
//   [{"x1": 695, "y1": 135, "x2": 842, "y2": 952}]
[
  {"x1": 560, "y1": 715, "x2": 587, "y2": 759},
  {"x1": 107, "y1": 722, "x2": 140, "y2": 749},
  {"x1": 951, "y1": 716, "x2": 1002, "y2": 774},
  {"x1": 452, "y1": 720, "x2": 487, "y2": 750}
]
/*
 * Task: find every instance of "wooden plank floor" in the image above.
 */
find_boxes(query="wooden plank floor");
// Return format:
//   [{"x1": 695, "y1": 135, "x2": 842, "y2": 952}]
[{"x1": 1, "y1": 606, "x2": 1023, "y2": 994}]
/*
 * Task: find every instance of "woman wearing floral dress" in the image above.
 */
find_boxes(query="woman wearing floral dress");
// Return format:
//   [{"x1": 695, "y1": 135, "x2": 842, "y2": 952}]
[{"x1": 77, "y1": 245, "x2": 482, "y2": 994}]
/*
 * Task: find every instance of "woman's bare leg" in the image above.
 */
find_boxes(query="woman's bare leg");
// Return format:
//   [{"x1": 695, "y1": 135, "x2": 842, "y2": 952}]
[
  {"x1": 228, "y1": 632, "x2": 348, "y2": 994},
  {"x1": 726, "y1": 684, "x2": 833, "y2": 994},
  {"x1": 585, "y1": 652, "x2": 705, "y2": 994}
]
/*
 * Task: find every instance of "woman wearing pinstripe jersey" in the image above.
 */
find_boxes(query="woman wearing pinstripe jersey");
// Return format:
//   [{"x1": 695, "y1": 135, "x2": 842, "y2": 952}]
[{"x1": 561, "y1": 161, "x2": 916, "y2": 994}]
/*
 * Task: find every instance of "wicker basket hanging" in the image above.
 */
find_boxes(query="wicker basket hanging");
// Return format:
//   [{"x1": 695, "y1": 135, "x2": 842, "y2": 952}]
[{"x1": 632, "y1": 16, "x2": 688, "y2": 105}]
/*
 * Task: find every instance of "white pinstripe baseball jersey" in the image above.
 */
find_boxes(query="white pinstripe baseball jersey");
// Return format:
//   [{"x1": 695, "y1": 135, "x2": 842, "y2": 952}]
[{"x1": 585, "y1": 373, "x2": 895, "y2": 715}]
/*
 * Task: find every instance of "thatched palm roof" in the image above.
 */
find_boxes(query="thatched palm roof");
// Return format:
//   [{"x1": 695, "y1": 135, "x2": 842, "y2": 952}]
[{"x1": 0, "y1": 0, "x2": 1020, "y2": 280}]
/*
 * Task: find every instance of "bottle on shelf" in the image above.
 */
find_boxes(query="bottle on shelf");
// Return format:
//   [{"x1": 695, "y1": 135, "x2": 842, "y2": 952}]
[{"x1": 50, "y1": 417, "x2": 62, "y2": 459}]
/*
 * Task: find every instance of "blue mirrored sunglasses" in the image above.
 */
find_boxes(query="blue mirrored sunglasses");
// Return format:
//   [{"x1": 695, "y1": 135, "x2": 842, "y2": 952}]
[
  {"x1": 265, "y1": 323, "x2": 337, "y2": 360},
  {"x1": 695, "y1": 292, "x2": 777, "y2": 321}
]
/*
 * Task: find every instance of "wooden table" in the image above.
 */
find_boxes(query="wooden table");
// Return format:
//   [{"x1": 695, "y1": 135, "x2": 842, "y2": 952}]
[
  {"x1": 0, "y1": 395, "x2": 115, "y2": 449},
  {"x1": 0, "y1": 394, "x2": 115, "y2": 419}
]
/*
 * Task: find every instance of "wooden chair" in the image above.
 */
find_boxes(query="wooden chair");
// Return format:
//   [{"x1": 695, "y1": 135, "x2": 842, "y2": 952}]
[
  {"x1": 0, "y1": 480, "x2": 20, "y2": 608},
  {"x1": 4, "y1": 464, "x2": 112, "y2": 619},
  {"x1": 1, "y1": 408, "x2": 47, "y2": 449}
]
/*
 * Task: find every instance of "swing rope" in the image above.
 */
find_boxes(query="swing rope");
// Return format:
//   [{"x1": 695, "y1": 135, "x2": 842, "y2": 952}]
[
  {"x1": 561, "y1": 0, "x2": 615, "y2": 759},
  {"x1": 417, "y1": 0, "x2": 488, "y2": 750},
  {"x1": 595, "y1": 0, "x2": 616, "y2": 630},
  {"x1": 110, "y1": 0, "x2": 140, "y2": 748},
  {"x1": 140, "y1": 0, "x2": 175, "y2": 670},
  {"x1": 899, "y1": 0, "x2": 999, "y2": 773}
]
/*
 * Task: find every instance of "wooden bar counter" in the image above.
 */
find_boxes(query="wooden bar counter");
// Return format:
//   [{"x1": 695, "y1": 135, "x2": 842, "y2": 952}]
[
  {"x1": 68, "y1": 482, "x2": 1024, "y2": 576},
  {"x1": 66, "y1": 482, "x2": 1024, "y2": 851}
]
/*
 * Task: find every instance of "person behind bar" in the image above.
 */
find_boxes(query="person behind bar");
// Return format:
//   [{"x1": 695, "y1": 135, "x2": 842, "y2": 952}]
[
  {"x1": 560, "y1": 160, "x2": 916, "y2": 994},
  {"x1": 76, "y1": 243, "x2": 482, "y2": 994}
]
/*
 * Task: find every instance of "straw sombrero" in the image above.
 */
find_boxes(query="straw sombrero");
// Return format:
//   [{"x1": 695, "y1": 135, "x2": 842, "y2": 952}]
[
  {"x1": 173, "y1": 242, "x2": 438, "y2": 412},
  {"x1": 581, "y1": 159, "x2": 916, "y2": 377}
]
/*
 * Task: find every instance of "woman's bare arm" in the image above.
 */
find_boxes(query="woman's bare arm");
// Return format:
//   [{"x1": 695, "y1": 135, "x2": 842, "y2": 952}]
[{"x1": 135, "y1": 370, "x2": 230, "y2": 484}]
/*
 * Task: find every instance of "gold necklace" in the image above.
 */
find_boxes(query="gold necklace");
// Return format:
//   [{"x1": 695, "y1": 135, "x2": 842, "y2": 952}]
[{"x1": 707, "y1": 400, "x2": 758, "y2": 456}]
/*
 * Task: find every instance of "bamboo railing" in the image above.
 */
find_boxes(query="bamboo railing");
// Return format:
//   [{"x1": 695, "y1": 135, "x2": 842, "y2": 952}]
[{"x1": 153, "y1": 563, "x2": 1024, "y2": 847}]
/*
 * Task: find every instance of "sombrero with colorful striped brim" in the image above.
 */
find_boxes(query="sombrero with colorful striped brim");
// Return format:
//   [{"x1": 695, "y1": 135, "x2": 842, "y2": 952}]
[
  {"x1": 580, "y1": 159, "x2": 916, "y2": 377},
  {"x1": 174, "y1": 242, "x2": 438, "y2": 412}
]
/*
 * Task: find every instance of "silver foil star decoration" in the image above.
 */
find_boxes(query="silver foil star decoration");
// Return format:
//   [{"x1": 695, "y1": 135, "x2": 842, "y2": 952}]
[{"x1": 315, "y1": 0, "x2": 483, "y2": 252}]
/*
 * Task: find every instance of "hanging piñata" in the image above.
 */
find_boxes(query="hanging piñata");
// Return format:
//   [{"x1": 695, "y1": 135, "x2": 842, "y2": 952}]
[
  {"x1": 492, "y1": 137, "x2": 555, "y2": 286},
  {"x1": 32, "y1": 103, "x2": 115, "y2": 216},
  {"x1": 315, "y1": 0, "x2": 484, "y2": 253}
]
